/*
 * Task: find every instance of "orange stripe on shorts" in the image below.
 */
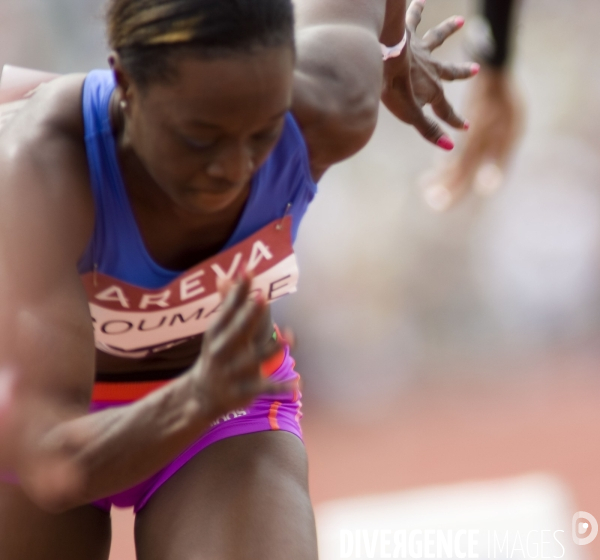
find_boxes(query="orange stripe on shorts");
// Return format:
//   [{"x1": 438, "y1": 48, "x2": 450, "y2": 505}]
[{"x1": 268, "y1": 401, "x2": 282, "y2": 430}]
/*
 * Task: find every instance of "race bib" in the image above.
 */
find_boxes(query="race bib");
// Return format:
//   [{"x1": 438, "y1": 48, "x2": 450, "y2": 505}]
[{"x1": 80, "y1": 217, "x2": 298, "y2": 358}]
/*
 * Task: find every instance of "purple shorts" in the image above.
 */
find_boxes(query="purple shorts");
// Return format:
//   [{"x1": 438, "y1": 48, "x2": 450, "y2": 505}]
[{"x1": 2, "y1": 346, "x2": 302, "y2": 513}]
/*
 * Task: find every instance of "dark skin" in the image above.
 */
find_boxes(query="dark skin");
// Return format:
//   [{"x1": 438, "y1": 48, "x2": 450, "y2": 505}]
[
  {"x1": 113, "y1": 50, "x2": 295, "y2": 266},
  {"x1": 0, "y1": 1, "x2": 475, "y2": 558},
  {"x1": 96, "y1": 50, "x2": 294, "y2": 373}
]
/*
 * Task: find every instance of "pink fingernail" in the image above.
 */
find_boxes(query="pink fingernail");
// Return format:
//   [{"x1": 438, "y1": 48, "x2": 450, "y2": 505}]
[
  {"x1": 463, "y1": 120, "x2": 470, "y2": 130},
  {"x1": 455, "y1": 16, "x2": 465, "y2": 28},
  {"x1": 471, "y1": 63, "x2": 481, "y2": 75},
  {"x1": 436, "y1": 136, "x2": 454, "y2": 151}
]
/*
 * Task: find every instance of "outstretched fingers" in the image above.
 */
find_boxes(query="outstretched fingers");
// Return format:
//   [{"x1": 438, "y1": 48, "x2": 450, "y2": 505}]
[
  {"x1": 423, "y1": 16, "x2": 464, "y2": 51},
  {"x1": 410, "y1": 103, "x2": 454, "y2": 150},
  {"x1": 432, "y1": 95, "x2": 468, "y2": 130},
  {"x1": 405, "y1": 0, "x2": 425, "y2": 34},
  {"x1": 435, "y1": 61, "x2": 480, "y2": 81}
]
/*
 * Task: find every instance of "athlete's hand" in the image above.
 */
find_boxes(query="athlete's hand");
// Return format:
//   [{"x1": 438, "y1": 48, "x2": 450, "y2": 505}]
[
  {"x1": 190, "y1": 273, "x2": 290, "y2": 420},
  {"x1": 421, "y1": 67, "x2": 524, "y2": 210},
  {"x1": 381, "y1": 0, "x2": 479, "y2": 150}
]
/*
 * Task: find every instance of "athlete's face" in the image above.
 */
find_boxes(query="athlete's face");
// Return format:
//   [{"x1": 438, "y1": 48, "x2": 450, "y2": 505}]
[{"x1": 113, "y1": 47, "x2": 295, "y2": 214}]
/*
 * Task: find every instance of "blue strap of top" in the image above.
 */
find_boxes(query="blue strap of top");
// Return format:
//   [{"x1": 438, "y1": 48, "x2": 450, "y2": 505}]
[{"x1": 78, "y1": 70, "x2": 317, "y2": 289}]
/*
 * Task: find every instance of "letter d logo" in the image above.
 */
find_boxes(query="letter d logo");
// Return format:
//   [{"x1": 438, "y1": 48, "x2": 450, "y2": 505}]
[{"x1": 572, "y1": 511, "x2": 598, "y2": 545}]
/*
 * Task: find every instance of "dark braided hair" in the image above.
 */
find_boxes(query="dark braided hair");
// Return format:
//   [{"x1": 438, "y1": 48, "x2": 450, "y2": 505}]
[{"x1": 106, "y1": 0, "x2": 295, "y2": 88}]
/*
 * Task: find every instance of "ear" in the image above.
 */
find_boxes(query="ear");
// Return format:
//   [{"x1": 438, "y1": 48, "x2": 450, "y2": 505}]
[{"x1": 108, "y1": 51, "x2": 134, "y2": 106}]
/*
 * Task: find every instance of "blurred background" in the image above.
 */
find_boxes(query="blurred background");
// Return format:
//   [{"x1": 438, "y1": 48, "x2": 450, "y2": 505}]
[{"x1": 2, "y1": 0, "x2": 599, "y2": 558}]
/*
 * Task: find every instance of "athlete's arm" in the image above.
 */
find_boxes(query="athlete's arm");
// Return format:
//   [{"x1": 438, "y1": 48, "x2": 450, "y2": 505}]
[
  {"x1": 0, "y1": 79, "x2": 284, "y2": 513},
  {"x1": 292, "y1": 0, "x2": 478, "y2": 179},
  {"x1": 0, "y1": 76, "x2": 97, "y2": 504}
]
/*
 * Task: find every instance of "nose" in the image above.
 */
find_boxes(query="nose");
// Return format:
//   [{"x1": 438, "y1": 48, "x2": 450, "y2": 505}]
[{"x1": 206, "y1": 141, "x2": 254, "y2": 185}]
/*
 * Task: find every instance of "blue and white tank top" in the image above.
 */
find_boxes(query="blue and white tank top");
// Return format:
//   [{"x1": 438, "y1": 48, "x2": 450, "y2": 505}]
[
  {"x1": 77, "y1": 70, "x2": 316, "y2": 363},
  {"x1": 78, "y1": 70, "x2": 317, "y2": 288}
]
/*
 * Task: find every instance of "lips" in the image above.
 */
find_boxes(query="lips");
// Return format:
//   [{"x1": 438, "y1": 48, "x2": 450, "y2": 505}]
[{"x1": 181, "y1": 180, "x2": 242, "y2": 195}]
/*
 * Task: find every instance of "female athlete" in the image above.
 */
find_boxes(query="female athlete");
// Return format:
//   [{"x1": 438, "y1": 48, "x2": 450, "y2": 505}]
[{"x1": 0, "y1": 0, "x2": 477, "y2": 558}]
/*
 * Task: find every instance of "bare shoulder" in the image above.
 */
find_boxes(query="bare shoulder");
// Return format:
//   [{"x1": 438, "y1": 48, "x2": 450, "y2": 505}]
[
  {"x1": 291, "y1": 22, "x2": 383, "y2": 181},
  {"x1": 0, "y1": 73, "x2": 94, "y2": 264}
]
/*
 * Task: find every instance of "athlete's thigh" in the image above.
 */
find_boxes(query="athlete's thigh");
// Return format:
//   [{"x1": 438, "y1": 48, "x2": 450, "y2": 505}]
[
  {"x1": 134, "y1": 431, "x2": 318, "y2": 560},
  {"x1": 0, "y1": 482, "x2": 111, "y2": 560}
]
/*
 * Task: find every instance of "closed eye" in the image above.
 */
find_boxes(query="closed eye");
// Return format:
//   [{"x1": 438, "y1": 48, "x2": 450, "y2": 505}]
[
  {"x1": 251, "y1": 124, "x2": 284, "y2": 144},
  {"x1": 182, "y1": 135, "x2": 215, "y2": 150}
]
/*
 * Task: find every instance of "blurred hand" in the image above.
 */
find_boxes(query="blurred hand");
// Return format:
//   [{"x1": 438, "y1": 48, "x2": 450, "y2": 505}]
[
  {"x1": 381, "y1": 0, "x2": 479, "y2": 150},
  {"x1": 191, "y1": 273, "x2": 290, "y2": 420},
  {"x1": 422, "y1": 67, "x2": 525, "y2": 211}
]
